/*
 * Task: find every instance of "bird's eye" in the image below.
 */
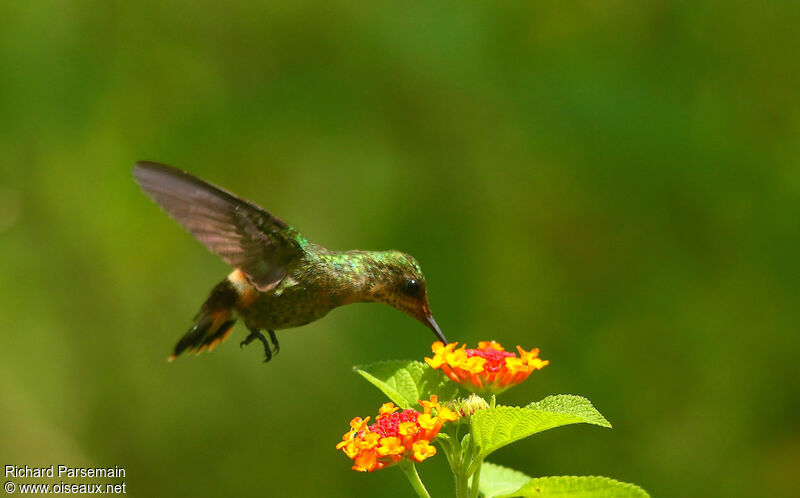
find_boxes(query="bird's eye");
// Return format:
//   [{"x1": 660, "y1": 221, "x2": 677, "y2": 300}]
[{"x1": 405, "y1": 279, "x2": 420, "y2": 295}]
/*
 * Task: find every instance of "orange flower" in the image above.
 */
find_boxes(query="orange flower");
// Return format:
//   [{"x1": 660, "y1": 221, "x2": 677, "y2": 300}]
[
  {"x1": 425, "y1": 340, "x2": 548, "y2": 394},
  {"x1": 411, "y1": 440, "x2": 436, "y2": 462},
  {"x1": 336, "y1": 396, "x2": 459, "y2": 472}
]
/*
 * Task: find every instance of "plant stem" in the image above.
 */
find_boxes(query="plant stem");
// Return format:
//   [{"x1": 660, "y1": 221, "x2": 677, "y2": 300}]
[
  {"x1": 455, "y1": 471, "x2": 470, "y2": 498},
  {"x1": 440, "y1": 439, "x2": 456, "y2": 470},
  {"x1": 469, "y1": 460, "x2": 482, "y2": 498},
  {"x1": 399, "y1": 461, "x2": 431, "y2": 498}
]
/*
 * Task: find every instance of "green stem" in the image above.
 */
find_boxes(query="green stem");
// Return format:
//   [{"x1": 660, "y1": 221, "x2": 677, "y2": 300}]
[
  {"x1": 455, "y1": 471, "x2": 470, "y2": 498},
  {"x1": 399, "y1": 461, "x2": 431, "y2": 498},
  {"x1": 440, "y1": 439, "x2": 456, "y2": 470},
  {"x1": 469, "y1": 460, "x2": 482, "y2": 498}
]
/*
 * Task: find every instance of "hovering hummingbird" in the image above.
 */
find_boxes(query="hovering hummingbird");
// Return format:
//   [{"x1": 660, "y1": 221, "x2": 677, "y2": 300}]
[{"x1": 133, "y1": 162, "x2": 447, "y2": 363}]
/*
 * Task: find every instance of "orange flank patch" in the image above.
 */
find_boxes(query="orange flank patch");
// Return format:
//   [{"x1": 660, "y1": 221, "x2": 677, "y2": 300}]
[{"x1": 228, "y1": 269, "x2": 257, "y2": 306}]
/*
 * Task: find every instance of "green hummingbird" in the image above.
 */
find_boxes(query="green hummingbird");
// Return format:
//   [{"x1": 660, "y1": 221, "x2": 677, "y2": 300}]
[{"x1": 133, "y1": 161, "x2": 447, "y2": 363}]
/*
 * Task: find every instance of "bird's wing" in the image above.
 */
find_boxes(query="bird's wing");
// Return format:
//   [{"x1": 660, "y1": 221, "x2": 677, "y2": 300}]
[{"x1": 133, "y1": 161, "x2": 302, "y2": 292}]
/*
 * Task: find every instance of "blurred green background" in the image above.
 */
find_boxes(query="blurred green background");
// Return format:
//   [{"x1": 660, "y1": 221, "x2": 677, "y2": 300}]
[{"x1": 1, "y1": 1, "x2": 799, "y2": 497}]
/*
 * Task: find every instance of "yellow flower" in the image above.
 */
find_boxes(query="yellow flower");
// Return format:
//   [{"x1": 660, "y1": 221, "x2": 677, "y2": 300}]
[
  {"x1": 350, "y1": 416, "x2": 370, "y2": 431},
  {"x1": 398, "y1": 421, "x2": 419, "y2": 437},
  {"x1": 377, "y1": 402, "x2": 399, "y2": 419},
  {"x1": 352, "y1": 451, "x2": 377, "y2": 473},
  {"x1": 419, "y1": 395, "x2": 440, "y2": 414},
  {"x1": 437, "y1": 406, "x2": 460, "y2": 422},
  {"x1": 425, "y1": 340, "x2": 549, "y2": 394},
  {"x1": 377, "y1": 436, "x2": 405, "y2": 456},
  {"x1": 417, "y1": 413, "x2": 437, "y2": 431},
  {"x1": 358, "y1": 432, "x2": 381, "y2": 450},
  {"x1": 462, "y1": 356, "x2": 487, "y2": 374},
  {"x1": 411, "y1": 440, "x2": 437, "y2": 462},
  {"x1": 425, "y1": 355, "x2": 446, "y2": 368},
  {"x1": 336, "y1": 396, "x2": 459, "y2": 472},
  {"x1": 340, "y1": 440, "x2": 359, "y2": 458},
  {"x1": 478, "y1": 340, "x2": 504, "y2": 351}
]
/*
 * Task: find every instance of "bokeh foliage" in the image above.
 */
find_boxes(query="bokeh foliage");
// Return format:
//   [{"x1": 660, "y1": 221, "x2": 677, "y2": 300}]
[{"x1": 1, "y1": 1, "x2": 799, "y2": 497}]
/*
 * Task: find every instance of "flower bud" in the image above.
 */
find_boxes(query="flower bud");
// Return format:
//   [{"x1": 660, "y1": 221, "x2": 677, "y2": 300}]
[{"x1": 447, "y1": 394, "x2": 490, "y2": 420}]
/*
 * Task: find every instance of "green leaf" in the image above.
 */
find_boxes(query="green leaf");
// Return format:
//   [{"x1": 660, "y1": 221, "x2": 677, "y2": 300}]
[
  {"x1": 461, "y1": 433, "x2": 472, "y2": 453},
  {"x1": 473, "y1": 463, "x2": 650, "y2": 498},
  {"x1": 471, "y1": 462, "x2": 532, "y2": 498},
  {"x1": 526, "y1": 395, "x2": 611, "y2": 428},
  {"x1": 353, "y1": 360, "x2": 460, "y2": 409},
  {"x1": 470, "y1": 396, "x2": 610, "y2": 462},
  {"x1": 497, "y1": 476, "x2": 649, "y2": 498}
]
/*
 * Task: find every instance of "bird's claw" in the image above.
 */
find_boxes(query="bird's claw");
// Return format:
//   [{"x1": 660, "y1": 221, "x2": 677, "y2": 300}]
[
  {"x1": 268, "y1": 330, "x2": 280, "y2": 355},
  {"x1": 240, "y1": 332, "x2": 257, "y2": 349},
  {"x1": 242, "y1": 329, "x2": 279, "y2": 363}
]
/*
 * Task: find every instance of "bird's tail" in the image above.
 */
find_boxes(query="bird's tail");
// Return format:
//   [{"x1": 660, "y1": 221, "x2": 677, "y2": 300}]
[{"x1": 169, "y1": 279, "x2": 239, "y2": 361}]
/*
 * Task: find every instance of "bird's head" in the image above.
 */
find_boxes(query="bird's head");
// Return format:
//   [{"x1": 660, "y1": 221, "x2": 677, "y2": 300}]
[{"x1": 365, "y1": 250, "x2": 447, "y2": 344}]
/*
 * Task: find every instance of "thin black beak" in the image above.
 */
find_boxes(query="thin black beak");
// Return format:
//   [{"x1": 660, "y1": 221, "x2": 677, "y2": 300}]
[{"x1": 424, "y1": 315, "x2": 448, "y2": 344}]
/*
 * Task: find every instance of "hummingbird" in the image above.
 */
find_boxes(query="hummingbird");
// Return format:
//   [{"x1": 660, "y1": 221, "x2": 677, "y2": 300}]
[{"x1": 133, "y1": 161, "x2": 447, "y2": 363}]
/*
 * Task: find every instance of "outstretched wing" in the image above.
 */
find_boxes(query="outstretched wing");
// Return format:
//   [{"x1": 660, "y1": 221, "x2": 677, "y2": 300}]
[{"x1": 133, "y1": 161, "x2": 300, "y2": 292}]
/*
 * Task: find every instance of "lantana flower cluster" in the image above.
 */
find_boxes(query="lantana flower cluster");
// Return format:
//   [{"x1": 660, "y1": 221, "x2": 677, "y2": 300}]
[
  {"x1": 425, "y1": 341, "x2": 549, "y2": 394},
  {"x1": 336, "y1": 396, "x2": 459, "y2": 472}
]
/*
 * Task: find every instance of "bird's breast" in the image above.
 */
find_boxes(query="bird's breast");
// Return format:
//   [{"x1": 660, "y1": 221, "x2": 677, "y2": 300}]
[{"x1": 237, "y1": 280, "x2": 336, "y2": 330}]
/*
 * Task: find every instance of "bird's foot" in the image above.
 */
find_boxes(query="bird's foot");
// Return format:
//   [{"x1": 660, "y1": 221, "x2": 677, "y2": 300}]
[
  {"x1": 241, "y1": 329, "x2": 279, "y2": 363},
  {"x1": 268, "y1": 330, "x2": 280, "y2": 356}
]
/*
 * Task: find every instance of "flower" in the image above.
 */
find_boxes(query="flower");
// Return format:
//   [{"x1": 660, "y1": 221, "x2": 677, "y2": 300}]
[
  {"x1": 336, "y1": 396, "x2": 459, "y2": 472},
  {"x1": 425, "y1": 340, "x2": 548, "y2": 394}
]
